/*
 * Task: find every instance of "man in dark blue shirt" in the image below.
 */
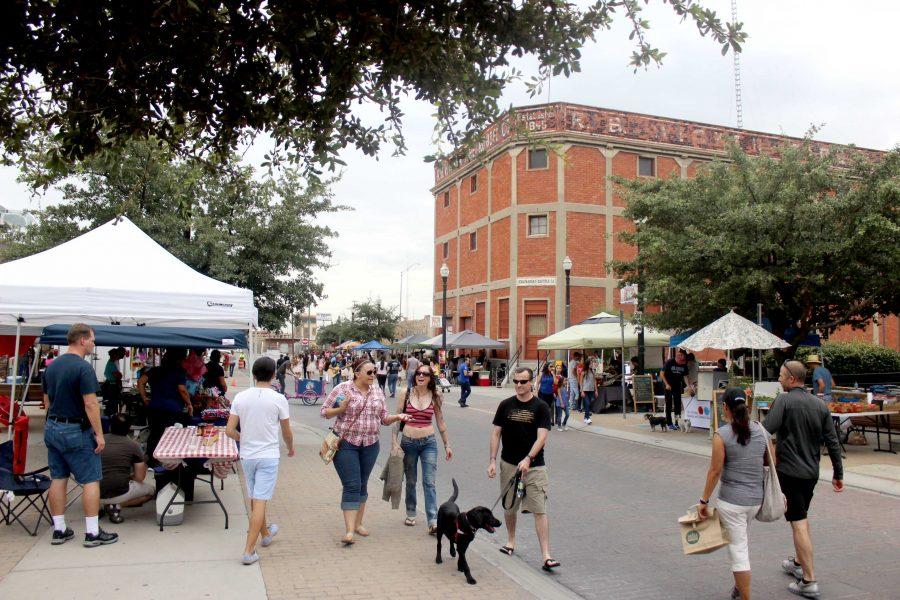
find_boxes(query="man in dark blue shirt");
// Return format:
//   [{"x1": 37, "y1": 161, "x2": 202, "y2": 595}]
[
  {"x1": 42, "y1": 323, "x2": 118, "y2": 547},
  {"x1": 458, "y1": 356, "x2": 471, "y2": 407}
]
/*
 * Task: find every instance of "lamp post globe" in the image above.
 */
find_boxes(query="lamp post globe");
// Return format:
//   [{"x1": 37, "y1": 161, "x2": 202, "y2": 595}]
[
  {"x1": 562, "y1": 256, "x2": 572, "y2": 329},
  {"x1": 440, "y1": 263, "x2": 450, "y2": 361}
]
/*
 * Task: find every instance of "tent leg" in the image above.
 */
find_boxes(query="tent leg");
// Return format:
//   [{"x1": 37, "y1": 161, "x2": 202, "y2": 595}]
[{"x1": 8, "y1": 319, "x2": 22, "y2": 441}]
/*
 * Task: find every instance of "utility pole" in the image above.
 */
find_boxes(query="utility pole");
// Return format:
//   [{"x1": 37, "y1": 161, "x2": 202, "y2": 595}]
[{"x1": 732, "y1": 0, "x2": 743, "y2": 129}]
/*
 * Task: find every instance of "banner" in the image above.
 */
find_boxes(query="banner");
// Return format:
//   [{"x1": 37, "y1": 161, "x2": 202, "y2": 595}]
[{"x1": 683, "y1": 396, "x2": 711, "y2": 430}]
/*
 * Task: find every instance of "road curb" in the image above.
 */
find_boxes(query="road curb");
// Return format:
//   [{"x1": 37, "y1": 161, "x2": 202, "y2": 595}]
[{"x1": 566, "y1": 420, "x2": 900, "y2": 499}]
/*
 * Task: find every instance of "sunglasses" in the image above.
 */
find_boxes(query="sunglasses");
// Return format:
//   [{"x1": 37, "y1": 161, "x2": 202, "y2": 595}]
[
  {"x1": 780, "y1": 361, "x2": 802, "y2": 380},
  {"x1": 416, "y1": 371, "x2": 431, "y2": 377},
  {"x1": 362, "y1": 369, "x2": 375, "y2": 376},
  {"x1": 513, "y1": 379, "x2": 531, "y2": 385}
]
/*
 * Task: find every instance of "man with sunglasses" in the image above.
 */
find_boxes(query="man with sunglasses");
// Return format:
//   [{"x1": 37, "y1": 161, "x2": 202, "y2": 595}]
[
  {"x1": 488, "y1": 367, "x2": 559, "y2": 572},
  {"x1": 765, "y1": 360, "x2": 843, "y2": 598}
]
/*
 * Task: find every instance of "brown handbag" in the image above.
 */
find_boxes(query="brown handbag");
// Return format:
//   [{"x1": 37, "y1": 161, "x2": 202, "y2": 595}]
[{"x1": 319, "y1": 386, "x2": 366, "y2": 464}]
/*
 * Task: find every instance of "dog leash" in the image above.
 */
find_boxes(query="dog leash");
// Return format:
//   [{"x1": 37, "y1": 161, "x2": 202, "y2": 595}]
[{"x1": 491, "y1": 470, "x2": 522, "y2": 512}]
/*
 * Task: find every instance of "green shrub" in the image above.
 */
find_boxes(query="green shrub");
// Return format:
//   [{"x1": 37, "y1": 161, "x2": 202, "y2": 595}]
[{"x1": 764, "y1": 342, "x2": 900, "y2": 375}]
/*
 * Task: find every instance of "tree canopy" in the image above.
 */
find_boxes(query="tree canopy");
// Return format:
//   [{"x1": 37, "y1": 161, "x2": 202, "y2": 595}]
[
  {"x1": 611, "y1": 142, "x2": 900, "y2": 355},
  {"x1": 0, "y1": 138, "x2": 343, "y2": 331},
  {"x1": 0, "y1": 1, "x2": 744, "y2": 174},
  {"x1": 316, "y1": 300, "x2": 399, "y2": 346}
]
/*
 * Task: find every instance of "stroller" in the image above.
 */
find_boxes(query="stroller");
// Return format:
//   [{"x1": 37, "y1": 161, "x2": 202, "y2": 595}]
[{"x1": 436, "y1": 368, "x2": 452, "y2": 393}]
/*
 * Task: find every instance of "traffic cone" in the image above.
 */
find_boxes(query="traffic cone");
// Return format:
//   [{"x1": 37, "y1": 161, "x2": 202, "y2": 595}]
[{"x1": 230, "y1": 378, "x2": 237, "y2": 387}]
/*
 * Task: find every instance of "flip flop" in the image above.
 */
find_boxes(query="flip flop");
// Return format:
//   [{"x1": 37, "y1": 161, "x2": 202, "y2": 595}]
[
  {"x1": 355, "y1": 526, "x2": 370, "y2": 537},
  {"x1": 499, "y1": 545, "x2": 515, "y2": 556},
  {"x1": 404, "y1": 517, "x2": 416, "y2": 526},
  {"x1": 341, "y1": 534, "x2": 355, "y2": 546},
  {"x1": 542, "y1": 558, "x2": 560, "y2": 571}
]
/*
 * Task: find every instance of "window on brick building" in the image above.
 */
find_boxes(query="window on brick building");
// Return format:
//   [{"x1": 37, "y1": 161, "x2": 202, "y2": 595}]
[
  {"x1": 498, "y1": 298, "x2": 510, "y2": 339},
  {"x1": 470, "y1": 173, "x2": 478, "y2": 193},
  {"x1": 442, "y1": 241, "x2": 449, "y2": 259},
  {"x1": 638, "y1": 156, "x2": 656, "y2": 177},
  {"x1": 528, "y1": 148, "x2": 548, "y2": 170},
  {"x1": 469, "y1": 231, "x2": 477, "y2": 251},
  {"x1": 443, "y1": 190, "x2": 450, "y2": 207},
  {"x1": 527, "y1": 214, "x2": 549, "y2": 237}
]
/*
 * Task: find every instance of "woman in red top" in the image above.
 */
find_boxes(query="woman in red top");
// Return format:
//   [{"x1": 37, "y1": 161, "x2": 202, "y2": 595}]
[
  {"x1": 392, "y1": 363, "x2": 452, "y2": 533},
  {"x1": 322, "y1": 357, "x2": 410, "y2": 545}
]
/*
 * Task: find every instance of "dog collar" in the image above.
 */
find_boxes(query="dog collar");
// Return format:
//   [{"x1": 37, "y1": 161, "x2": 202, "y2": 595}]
[{"x1": 455, "y1": 513, "x2": 471, "y2": 542}]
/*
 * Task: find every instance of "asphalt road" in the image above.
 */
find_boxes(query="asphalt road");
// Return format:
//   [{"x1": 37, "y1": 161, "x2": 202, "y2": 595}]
[{"x1": 292, "y1": 386, "x2": 900, "y2": 600}]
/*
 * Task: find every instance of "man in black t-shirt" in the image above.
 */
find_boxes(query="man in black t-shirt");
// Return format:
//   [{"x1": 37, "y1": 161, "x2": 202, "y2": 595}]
[
  {"x1": 488, "y1": 367, "x2": 559, "y2": 572},
  {"x1": 661, "y1": 349, "x2": 693, "y2": 430},
  {"x1": 386, "y1": 355, "x2": 401, "y2": 398},
  {"x1": 43, "y1": 323, "x2": 119, "y2": 547},
  {"x1": 203, "y1": 349, "x2": 228, "y2": 393}
]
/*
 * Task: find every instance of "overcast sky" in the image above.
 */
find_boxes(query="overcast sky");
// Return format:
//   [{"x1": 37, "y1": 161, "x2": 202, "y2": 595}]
[{"x1": 1, "y1": 0, "x2": 898, "y2": 327}]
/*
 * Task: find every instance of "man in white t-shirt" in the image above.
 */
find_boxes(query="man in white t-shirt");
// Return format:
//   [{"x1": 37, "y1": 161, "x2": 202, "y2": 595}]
[{"x1": 226, "y1": 356, "x2": 294, "y2": 566}]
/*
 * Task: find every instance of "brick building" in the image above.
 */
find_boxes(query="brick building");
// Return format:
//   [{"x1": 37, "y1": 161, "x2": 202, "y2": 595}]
[{"x1": 430, "y1": 102, "x2": 897, "y2": 361}]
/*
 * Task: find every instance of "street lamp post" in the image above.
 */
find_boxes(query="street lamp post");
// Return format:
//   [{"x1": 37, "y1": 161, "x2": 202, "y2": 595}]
[
  {"x1": 440, "y1": 263, "x2": 450, "y2": 359},
  {"x1": 562, "y1": 256, "x2": 572, "y2": 329}
]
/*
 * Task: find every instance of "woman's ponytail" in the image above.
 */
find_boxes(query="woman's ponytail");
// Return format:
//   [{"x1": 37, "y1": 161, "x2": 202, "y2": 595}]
[{"x1": 722, "y1": 387, "x2": 752, "y2": 445}]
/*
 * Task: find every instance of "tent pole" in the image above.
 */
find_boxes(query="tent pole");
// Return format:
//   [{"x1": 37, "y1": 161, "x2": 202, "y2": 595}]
[
  {"x1": 620, "y1": 310, "x2": 626, "y2": 421},
  {"x1": 8, "y1": 318, "x2": 22, "y2": 440}
]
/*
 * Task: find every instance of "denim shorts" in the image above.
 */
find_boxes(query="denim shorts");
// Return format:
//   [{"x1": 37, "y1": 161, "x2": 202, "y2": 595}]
[
  {"x1": 242, "y1": 458, "x2": 280, "y2": 500},
  {"x1": 44, "y1": 420, "x2": 102, "y2": 484}
]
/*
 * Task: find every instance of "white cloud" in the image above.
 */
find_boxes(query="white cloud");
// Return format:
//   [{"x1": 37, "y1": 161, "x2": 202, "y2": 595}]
[{"x1": 1, "y1": 0, "x2": 897, "y2": 325}]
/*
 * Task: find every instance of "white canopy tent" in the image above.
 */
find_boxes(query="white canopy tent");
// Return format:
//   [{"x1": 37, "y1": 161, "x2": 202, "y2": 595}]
[
  {"x1": 0, "y1": 217, "x2": 258, "y2": 433},
  {"x1": 677, "y1": 310, "x2": 789, "y2": 352},
  {"x1": 0, "y1": 217, "x2": 257, "y2": 330},
  {"x1": 537, "y1": 312, "x2": 670, "y2": 350}
]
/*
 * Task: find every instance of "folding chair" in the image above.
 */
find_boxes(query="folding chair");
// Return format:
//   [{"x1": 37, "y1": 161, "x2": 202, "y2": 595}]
[{"x1": 0, "y1": 440, "x2": 53, "y2": 536}]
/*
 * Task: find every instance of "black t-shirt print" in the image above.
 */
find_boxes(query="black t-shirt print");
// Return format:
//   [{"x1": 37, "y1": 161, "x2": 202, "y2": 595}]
[
  {"x1": 492, "y1": 395, "x2": 552, "y2": 467},
  {"x1": 663, "y1": 359, "x2": 690, "y2": 392}
]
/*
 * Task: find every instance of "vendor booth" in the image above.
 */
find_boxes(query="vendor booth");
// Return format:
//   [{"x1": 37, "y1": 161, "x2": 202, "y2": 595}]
[
  {"x1": 538, "y1": 313, "x2": 671, "y2": 415},
  {"x1": 678, "y1": 310, "x2": 789, "y2": 432},
  {"x1": 0, "y1": 217, "x2": 258, "y2": 436},
  {"x1": 421, "y1": 330, "x2": 505, "y2": 385}
]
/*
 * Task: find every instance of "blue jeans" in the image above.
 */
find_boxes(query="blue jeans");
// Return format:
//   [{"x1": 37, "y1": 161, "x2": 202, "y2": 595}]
[
  {"x1": 459, "y1": 381, "x2": 471, "y2": 405},
  {"x1": 387, "y1": 373, "x2": 398, "y2": 397},
  {"x1": 332, "y1": 440, "x2": 380, "y2": 510},
  {"x1": 568, "y1": 382, "x2": 580, "y2": 411},
  {"x1": 583, "y1": 390, "x2": 595, "y2": 419},
  {"x1": 44, "y1": 420, "x2": 102, "y2": 484},
  {"x1": 401, "y1": 434, "x2": 438, "y2": 526},
  {"x1": 555, "y1": 396, "x2": 570, "y2": 427}
]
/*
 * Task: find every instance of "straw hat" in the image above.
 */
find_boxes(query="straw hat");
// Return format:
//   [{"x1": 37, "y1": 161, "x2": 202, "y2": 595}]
[{"x1": 805, "y1": 354, "x2": 823, "y2": 365}]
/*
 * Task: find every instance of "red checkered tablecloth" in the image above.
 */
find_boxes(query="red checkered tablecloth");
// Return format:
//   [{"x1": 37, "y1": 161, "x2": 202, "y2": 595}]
[{"x1": 153, "y1": 426, "x2": 239, "y2": 479}]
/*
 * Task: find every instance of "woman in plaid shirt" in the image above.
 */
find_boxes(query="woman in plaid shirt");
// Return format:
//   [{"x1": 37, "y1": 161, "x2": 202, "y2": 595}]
[{"x1": 321, "y1": 356, "x2": 410, "y2": 545}]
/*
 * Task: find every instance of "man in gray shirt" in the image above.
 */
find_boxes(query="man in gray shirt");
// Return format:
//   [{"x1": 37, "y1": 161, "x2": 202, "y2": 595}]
[{"x1": 764, "y1": 360, "x2": 843, "y2": 599}]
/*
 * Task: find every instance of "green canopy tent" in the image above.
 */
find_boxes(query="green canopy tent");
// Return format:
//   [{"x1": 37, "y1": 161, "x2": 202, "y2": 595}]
[
  {"x1": 537, "y1": 312, "x2": 670, "y2": 420},
  {"x1": 537, "y1": 312, "x2": 669, "y2": 350}
]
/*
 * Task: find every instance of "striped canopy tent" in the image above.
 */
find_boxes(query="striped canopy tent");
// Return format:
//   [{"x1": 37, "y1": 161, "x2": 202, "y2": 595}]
[{"x1": 337, "y1": 340, "x2": 360, "y2": 349}]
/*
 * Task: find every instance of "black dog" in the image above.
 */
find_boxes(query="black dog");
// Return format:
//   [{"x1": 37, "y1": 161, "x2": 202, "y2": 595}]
[
  {"x1": 644, "y1": 412, "x2": 668, "y2": 432},
  {"x1": 435, "y1": 478, "x2": 502, "y2": 585}
]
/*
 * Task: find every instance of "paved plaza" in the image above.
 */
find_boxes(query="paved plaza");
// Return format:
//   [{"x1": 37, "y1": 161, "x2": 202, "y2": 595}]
[{"x1": 2, "y1": 374, "x2": 898, "y2": 599}]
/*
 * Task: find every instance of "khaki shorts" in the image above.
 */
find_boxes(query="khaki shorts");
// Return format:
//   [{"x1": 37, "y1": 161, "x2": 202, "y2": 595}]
[{"x1": 499, "y1": 459, "x2": 549, "y2": 515}]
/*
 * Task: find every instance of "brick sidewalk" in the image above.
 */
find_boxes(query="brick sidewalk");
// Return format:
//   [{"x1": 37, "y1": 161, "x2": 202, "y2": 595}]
[{"x1": 254, "y1": 424, "x2": 537, "y2": 600}]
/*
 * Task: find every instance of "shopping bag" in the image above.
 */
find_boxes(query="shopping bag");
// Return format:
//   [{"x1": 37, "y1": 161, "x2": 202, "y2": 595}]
[
  {"x1": 756, "y1": 430, "x2": 787, "y2": 522},
  {"x1": 678, "y1": 505, "x2": 730, "y2": 555},
  {"x1": 319, "y1": 428, "x2": 341, "y2": 463}
]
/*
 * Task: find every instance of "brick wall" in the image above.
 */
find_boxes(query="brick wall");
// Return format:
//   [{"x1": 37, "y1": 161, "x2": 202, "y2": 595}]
[
  {"x1": 435, "y1": 185, "x2": 457, "y2": 238},
  {"x1": 517, "y1": 212, "x2": 556, "y2": 277},
  {"x1": 459, "y1": 224, "x2": 488, "y2": 288},
  {"x1": 461, "y1": 165, "x2": 488, "y2": 227},
  {"x1": 490, "y1": 217, "x2": 510, "y2": 280},
  {"x1": 566, "y1": 213, "x2": 605, "y2": 278},
  {"x1": 492, "y1": 153, "x2": 511, "y2": 212},
  {"x1": 565, "y1": 146, "x2": 604, "y2": 205},
  {"x1": 517, "y1": 148, "x2": 557, "y2": 204}
]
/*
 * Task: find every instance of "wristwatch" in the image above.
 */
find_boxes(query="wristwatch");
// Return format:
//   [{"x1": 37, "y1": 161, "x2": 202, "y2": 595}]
[{"x1": 698, "y1": 498, "x2": 709, "y2": 505}]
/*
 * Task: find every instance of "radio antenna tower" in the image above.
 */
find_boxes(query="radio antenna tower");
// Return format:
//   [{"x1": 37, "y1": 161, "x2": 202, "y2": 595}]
[{"x1": 732, "y1": 0, "x2": 743, "y2": 129}]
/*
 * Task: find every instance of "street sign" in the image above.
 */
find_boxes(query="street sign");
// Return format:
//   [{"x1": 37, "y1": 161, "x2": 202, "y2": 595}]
[
  {"x1": 620, "y1": 284, "x2": 638, "y2": 305},
  {"x1": 301, "y1": 338, "x2": 309, "y2": 345}
]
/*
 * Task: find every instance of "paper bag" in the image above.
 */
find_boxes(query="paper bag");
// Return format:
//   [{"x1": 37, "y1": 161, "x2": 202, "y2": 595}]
[{"x1": 679, "y1": 506, "x2": 730, "y2": 555}]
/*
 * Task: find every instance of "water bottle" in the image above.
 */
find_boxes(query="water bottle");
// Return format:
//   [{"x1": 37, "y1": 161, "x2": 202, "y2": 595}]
[
  {"x1": 334, "y1": 394, "x2": 345, "y2": 408},
  {"x1": 516, "y1": 476, "x2": 525, "y2": 499}
]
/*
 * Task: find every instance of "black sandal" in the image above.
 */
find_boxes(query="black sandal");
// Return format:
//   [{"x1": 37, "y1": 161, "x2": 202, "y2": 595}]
[
  {"x1": 542, "y1": 558, "x2": 560, "y2": 571},
  {"x1": 499, "y1": 545, "x2": 515, "y2": 556}
]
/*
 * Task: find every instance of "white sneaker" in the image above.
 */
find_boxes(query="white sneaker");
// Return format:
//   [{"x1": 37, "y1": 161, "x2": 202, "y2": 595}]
[
  {"x1": 556, "y1": 426, "x2": 563, "y2": 431},
  {"x1": 261, "y1": 523, "x2": 279, "y2": 547},
  {"x1": 585, "y1": 418, "x2": 592, "y2": 425},
  {"x1": 788, "y1": 580, "x2": 820, "y2": 598},
  {"x1": 564, "y1": 426, "x2": 569, "y2": 431},
  {"x1": 782, "y1": 557, "x2": 803, "y2": 579},
  {"x1": 242, "y1": 552, "x2": 259, "y2": 565}
]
